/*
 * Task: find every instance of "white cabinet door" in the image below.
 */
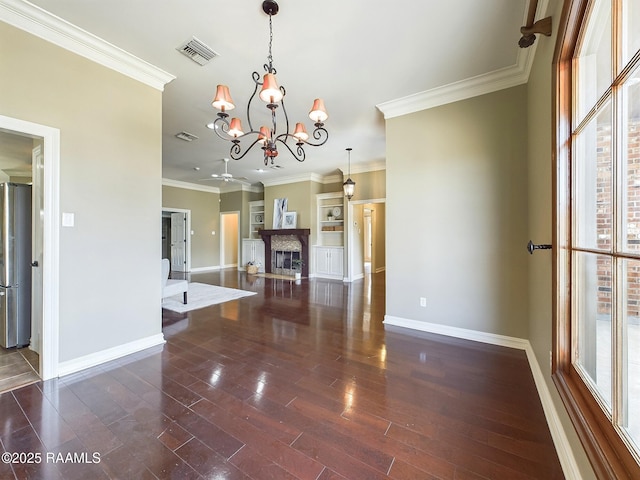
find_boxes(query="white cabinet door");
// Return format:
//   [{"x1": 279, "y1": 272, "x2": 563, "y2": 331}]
[
  {"x1": 314, "y1": 246, "x2": 343, "y2": 279},
  {"x1": 329, "y1": 247, "x2": 343, "y2": 276},
  {"x1": 242, "y1": 239, "x2": 265, "y2": 271}
]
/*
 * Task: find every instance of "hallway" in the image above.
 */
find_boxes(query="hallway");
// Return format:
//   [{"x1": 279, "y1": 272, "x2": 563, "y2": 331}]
[{"x1": 0, "y1": 271, "x2": 563, "y2": 479}]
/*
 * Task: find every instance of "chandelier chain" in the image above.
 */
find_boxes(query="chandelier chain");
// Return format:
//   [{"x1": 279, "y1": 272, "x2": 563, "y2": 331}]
[{"x1": 267, "y1": 14, "x2": 274, "y2": 72}]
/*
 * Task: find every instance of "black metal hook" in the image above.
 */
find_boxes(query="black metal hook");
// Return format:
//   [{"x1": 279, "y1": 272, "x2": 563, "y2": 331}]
[{"x1": 527, "y1": 240, "x2": 552, "y2": 255}]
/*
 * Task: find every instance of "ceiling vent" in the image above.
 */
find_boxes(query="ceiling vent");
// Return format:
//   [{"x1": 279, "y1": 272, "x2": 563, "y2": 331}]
[
  {"x1": 270, "y1": 164, "x2": 284, "y2": 170},
  {"x1": 175, "y1": 131, "x2": 199, "y2": 142},
  {"x1": 176, "y1": 37, "x2": 218, "y2": 66}
]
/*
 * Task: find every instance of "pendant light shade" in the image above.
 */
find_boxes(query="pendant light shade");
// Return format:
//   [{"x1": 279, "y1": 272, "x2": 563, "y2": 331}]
[
  {"x1": 343, "y1": 147, "x2": 355, "y2": 200},
  {"x1": 259, "y1": 73, "x2": 283, "y2": 103},
  {"x1": 211, "y1": 85, "x2": 235, "y2": 112},
  {"x1": 293, "y1": 123, "x2": 309, "y2": 142}
]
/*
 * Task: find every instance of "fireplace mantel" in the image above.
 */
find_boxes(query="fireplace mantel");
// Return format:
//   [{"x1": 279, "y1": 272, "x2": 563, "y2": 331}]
[{"x1": 258, "y1": 229, "x2": 310, "y2": 277}]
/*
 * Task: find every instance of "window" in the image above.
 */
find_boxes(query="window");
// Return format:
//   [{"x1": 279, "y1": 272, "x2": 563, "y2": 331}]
[{"x1": 555, "y1": 0, "x2": 640, "y2": 477}]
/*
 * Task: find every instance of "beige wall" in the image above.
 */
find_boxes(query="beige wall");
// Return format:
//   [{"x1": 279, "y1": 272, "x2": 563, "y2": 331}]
[
  {"x1": 386, "y1": 85, "x2": 529, "y2": 338},
  {"x1": 0, "y1": 22, "x2": 162, "y2": 363},
  {"x1": 162, "y1": 185, "x2": 220, "y2": 269},
  {"x1": 526, "y1": 0, "x2": 596, "y2": 477},
  {"x1": 265, "y1": 181, "x2": 315, "y2": 229}
]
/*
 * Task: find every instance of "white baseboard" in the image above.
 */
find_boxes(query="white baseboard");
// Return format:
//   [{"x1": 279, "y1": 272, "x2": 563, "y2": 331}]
[
  {"x1": 190, "y1": 265, "x2": 221, "y2": 273},
  {"x1": 382, "y1": 315, "x2": 581, "y2": 480},
  {"x1": 57, "y1": 333, "x2": 166, "y2": 377}
]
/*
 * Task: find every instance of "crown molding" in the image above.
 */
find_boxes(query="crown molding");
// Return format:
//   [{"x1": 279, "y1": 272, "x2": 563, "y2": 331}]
[
  {"x1": 261, "y1": 173, "x2": 323, "y2": 187},
  {"x1": 0, "y1": 0, "x2": 175, "y2": 91},
  {"x1": 162, "y1": 178, "x2": 220, "y2": 194},
  {"x1": 349, "y1": 161, "x2": 386, "y2": 175},
  {"x1": 376, "y1": 0, "x2": 547, "y2": 119}
]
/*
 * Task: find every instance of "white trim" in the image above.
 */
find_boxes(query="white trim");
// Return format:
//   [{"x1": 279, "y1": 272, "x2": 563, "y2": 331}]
[
  {"x1": 162, "y1": 178, "x2": 220, "y2": 194},
  {"x1": 0, "y1": 114, "x2": 60, "y2": 380},
  {"x1": 347, "y1": 162, "x2": 386, "y2": 175},
  {"x1": 383, "y1": 315, "x2": 529, "y2": 349},
  {"x1": 0, "y1": 0, "x2": 175, "y2": 91},
  {"x1": 261, "y1": 173, "x2": 323, "y2": 187},
  {"x1": 376, "y1": 0, "x2": 548, "y2": 119},
  {"x1": 190, "y1": 265, "x2": 221, "y2": 273},
  {"x1": 382, "y1": 315, "x2": 582, "y2": 480},
  {"x1": 57, "y1": 333, "x2": 165, "y2": 377},
  {"x1": 523, "y1": 344, "x2": 582, "y2": 479}
]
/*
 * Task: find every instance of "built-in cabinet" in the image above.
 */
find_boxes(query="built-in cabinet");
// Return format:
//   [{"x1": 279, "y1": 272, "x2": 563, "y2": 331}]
[
  {"x1": 248, "y1": 200, "x2": 265, "y2": 239},
  {"x1": 242, "y1": 238, "x2": 265, "y2": 272},
  {"x1": 314, "y1": 246, "x2": 343, "y2": 280},
  {"x1": 314, "y1": 192, "x2": 344, "y2": 279}
]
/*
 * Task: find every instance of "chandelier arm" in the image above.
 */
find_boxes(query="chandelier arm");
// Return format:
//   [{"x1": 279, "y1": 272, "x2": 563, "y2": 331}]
[
  {"x1": 212, "y1": 115, "x2": 232, "y2": 140},
  {"x1": 278, "y1": 87, "x2": 289, "y2": 141},
  {"x1": 275, "y1": 136, "x2": 306, "y2": 162},
  {"x1": 246, "y1": 72, "x2": 263, "y2": 133},
  {"x1": 228, "y1": 134, "x2": 265, "y2": 161},
  {"x1": 304, "y1": 125, "x2": 329, "y2": 147}
]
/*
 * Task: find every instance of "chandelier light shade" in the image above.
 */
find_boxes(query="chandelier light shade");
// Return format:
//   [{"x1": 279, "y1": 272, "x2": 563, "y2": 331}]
[
  {"x1": 209, "y1": 0, "x2": 329, "y2": 165},
  {"x1": 343, "y1": 147, "x2": 356, "y2": 201},
  {"x1": 211, "y1": 85, "x2": 235, "y2": 112}
]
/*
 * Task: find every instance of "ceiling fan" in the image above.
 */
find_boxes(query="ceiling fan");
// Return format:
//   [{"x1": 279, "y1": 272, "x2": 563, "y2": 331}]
[{"x1": 201, "y1": 158, "x2": 251, "y2": 185}]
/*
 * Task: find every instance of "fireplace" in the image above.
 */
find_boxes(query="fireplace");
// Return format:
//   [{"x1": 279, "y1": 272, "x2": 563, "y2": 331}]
[{"x1": 258, "y1": 229, "x2": 310, "y2": 277}]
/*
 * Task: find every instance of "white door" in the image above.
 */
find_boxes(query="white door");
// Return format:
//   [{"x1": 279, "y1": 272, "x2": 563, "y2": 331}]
[
  {"x1": 170, "y1": 212, "x2": 187, "y2": 272},
  {"x1": 31, "y1": 145, "x2": 44, "y2": 359}
]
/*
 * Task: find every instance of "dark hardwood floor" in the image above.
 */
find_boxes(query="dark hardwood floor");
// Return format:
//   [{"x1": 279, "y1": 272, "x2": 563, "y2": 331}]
[{"x1": 0, "y1": 270, "x2": 564, "y2": 479}]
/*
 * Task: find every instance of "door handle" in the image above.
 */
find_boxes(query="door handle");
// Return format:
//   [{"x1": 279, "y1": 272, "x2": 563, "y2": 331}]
[
  {"x1": 527, "y1": 240, "x2": 552, "y2": 254},
  {"x1": 31, "y1": 261, "x2": 39, "y2": 267}
]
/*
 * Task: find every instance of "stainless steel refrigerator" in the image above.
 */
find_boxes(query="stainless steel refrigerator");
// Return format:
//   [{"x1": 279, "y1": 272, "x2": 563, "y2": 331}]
[{"x1": 0, "y1": 183, "x2": 32, "y2": 348}]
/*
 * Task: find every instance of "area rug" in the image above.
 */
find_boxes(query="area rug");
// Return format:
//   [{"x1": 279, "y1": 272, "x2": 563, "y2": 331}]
[{"x1": 162, "y1": 282, "x2": 256, "y2": 313}]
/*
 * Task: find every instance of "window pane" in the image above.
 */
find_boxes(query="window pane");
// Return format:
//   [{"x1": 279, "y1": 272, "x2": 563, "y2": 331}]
[
  {"x1": 574, "y1": 252, "x2": 612, "y2": 410},
  {"x1": 575, "y1": 0, "x2": 611, "y2": 124},
  {"x1": 574, "y1": 102, "x2": 613, "y2": 250},
  {"x1": 624, "y1": 67, "x2": 640, "y2": 252},
  {"x1": 622, "y1": 259, "x2": 640, "y2": 448},
  {"x1": 622, "y1": 0, "x2": 640, "y2": 67}
]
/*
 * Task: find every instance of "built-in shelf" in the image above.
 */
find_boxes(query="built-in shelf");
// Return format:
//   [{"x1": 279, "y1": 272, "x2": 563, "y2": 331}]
[{"x1": 249, "y1": 200, "x2": 264, "y2": 239}]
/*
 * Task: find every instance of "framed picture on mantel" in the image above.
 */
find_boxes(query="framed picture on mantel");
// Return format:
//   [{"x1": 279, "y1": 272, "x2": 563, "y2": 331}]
[
  {"x1": 282, "y1": 211, "x2": 297, "y2": 229},
  {"x1": 273, "y1": 198, "x2": 288, "y2": 228}
]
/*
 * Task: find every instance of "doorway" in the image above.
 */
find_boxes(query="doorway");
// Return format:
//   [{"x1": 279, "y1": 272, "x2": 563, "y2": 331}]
[
  {"x1": 162, "y1": 208, "x2": 191, "y2": 273},
  {"x1": 0, "y1": 114, "x2": 61, "y2": 383},
  {"x1": 220, "y1": 212, "x2": 239, "y2": 269},
  {"x1": 347, "y1": 200, "x2": 386, "y2": 282}
]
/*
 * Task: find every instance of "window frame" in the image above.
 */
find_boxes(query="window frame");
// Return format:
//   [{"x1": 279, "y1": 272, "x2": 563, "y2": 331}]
[{"x1": 553, "y1": 0, "x2": 640, "y2": 478}]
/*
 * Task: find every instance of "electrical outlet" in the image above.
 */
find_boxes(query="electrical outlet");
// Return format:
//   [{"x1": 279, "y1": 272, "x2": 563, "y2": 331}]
[{"x1": 420, "y1": 297, "x2": 426, "y2": 307}]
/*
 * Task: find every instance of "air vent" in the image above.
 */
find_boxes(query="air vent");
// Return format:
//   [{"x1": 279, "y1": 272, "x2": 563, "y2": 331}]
[
  {"x1": 270, "y1": 164, "x2": 284, "y2": 170},
  {"x1": 176, "y1": 37, "x2": 218, "y2": 66},
  {"x1": 175, "y1": 131, "x2": 199, "y2": 142}
]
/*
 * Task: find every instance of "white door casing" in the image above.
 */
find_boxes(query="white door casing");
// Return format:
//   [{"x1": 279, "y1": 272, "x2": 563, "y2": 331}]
[{"x1": 0, "y1": 114, "x2": 61, "y2": 381}]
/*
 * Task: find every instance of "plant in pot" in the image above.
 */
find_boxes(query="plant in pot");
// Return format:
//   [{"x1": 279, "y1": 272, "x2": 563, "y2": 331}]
[
  {"x1": 291, "y1": 258, "x2": 303, "y2": 280},
  {"x1": 327, "y1": 210, "x2": 334, "y2": 221}
]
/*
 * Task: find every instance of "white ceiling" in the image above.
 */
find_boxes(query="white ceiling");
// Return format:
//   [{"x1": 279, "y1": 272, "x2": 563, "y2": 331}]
[{"x1": 17, "y1": 0, "x2": 548, "y2": 190}]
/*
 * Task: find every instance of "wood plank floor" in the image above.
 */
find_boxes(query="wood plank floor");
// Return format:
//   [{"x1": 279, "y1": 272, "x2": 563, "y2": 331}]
[{"x1": 0, "y1": 270, "x2": 564, "y2": 479}]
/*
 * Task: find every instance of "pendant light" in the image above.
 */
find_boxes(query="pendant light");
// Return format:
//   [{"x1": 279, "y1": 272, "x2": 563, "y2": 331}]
[{"x1": 343, "y1": 148, "x2": 355, "y2": 200}]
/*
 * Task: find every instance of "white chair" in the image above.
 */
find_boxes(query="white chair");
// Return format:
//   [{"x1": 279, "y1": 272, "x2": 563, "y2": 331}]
[{"x1": 162, "y1": 258, "x2": 188, "y2": 304}]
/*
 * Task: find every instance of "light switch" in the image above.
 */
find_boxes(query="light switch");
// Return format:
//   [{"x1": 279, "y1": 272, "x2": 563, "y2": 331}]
[{"x1": 62, "y1": 212, "x2": 75, "y2": 227}]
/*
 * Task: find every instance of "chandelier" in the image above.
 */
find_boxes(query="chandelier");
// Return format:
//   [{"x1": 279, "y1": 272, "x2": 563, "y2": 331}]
[{"x1": 209, "y1": 0, "x2": 329, "y2": 166}]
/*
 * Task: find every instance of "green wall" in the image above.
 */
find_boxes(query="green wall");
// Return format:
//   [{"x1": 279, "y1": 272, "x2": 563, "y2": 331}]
[
  {"x1": 162, "y1": 185, "x2": 220, "y2": 269},
  {"x1": 385, "y1": 85, "x2": 529, "y2": 338}
]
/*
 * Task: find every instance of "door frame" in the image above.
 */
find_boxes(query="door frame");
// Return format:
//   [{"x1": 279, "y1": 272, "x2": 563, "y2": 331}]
[
  {"x1": 0, "y1": 114, "x2": 60, "y2": 380},
  {"x1": 220, "y1": 211, "x2": 240, "y2": 269},
  {"x1": 346, "y1": 198, "x2": 385, "y2": 283},
  {"x1": 162, "y1": 207, "x2": 191, "y2": 272}
]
